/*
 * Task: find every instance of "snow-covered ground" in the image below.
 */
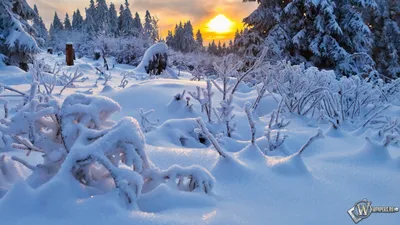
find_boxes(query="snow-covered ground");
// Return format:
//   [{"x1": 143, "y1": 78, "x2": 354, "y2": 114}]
[{"x1": 0, "y1": 53, "x2": 399, "y2": 225}]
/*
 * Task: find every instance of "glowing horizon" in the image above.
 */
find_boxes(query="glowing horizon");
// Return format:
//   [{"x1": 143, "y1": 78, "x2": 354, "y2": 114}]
[{"x1": 27, "y1": 0, "x2": 256, "y2": 44}]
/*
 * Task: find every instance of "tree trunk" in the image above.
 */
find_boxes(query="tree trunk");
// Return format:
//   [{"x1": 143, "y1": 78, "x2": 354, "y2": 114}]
[{"x1": 66, "y1": 43, "x2": 74, "y2": 66}]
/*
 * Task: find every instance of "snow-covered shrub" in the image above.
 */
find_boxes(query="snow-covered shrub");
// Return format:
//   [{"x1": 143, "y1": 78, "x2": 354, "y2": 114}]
[
  {"x1": 188, "y1": 81, "x2": 214, "y2": 123},
  {"x1": 265, "y1": 61, "x2": 398, "y2": 131},
  {"x1": 168, "y1": 50, "x2": 220, "y2": 79},
  {"x1": 0, "y1": 87, "x2": 215, "y2": 208}
]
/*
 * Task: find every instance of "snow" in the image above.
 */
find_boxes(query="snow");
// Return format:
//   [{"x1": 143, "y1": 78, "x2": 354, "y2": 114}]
[
  {"x1": 133, "y1": 42, "x2": 168, "y2": 75},
  {"x1": 0, "y1": 52, "x2": 399, "y2": 225}
]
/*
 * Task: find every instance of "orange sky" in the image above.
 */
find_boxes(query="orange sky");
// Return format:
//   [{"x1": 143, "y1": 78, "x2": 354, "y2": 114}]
[{"x1": 27, "y1": 0, "x2": 257, "y2": 44}]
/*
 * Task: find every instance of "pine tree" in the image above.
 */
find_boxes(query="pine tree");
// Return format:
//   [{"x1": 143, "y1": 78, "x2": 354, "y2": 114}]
[
  {"x1": 174, "y1": 22, "x2": 184, "y2": 50},
  {"x1": 196, "y1": 29, "x2": 204, "y2": 51},
  {"x1": 118, "y1": 4, "x2": 124, "y2": 34},
  {"x1": 133, "y1": 12, "x2": 143, "y2": 36},
  {"x1": 50, "y1": 12, "x2": 64, "y2": 41},
  {"x1": 108, "y1": 3, "x2": 119, "y2": 36},
  {"x1": 85, "y1": 0, "x2": 96, "y2": 34},
  {"x1": 52, "y1": 12, "x2": 64, "y2": 32},
  {"x1": 95, "y1": 0, "x2": 109, "y2": 34},
  {"x1": 144, "y1": 10, "x2": 153, "y2": 39},
  {"x1": 243, "y1": 0, "x2": 380, "y2": 77},
  {"x1": 0, "y1": 0, "x2": 39, "y2": 69},
  {"x1": 64, "y1": 13, "x2": 72, "y2": 31},
  {"x1": 166, "y1": 30, "x2": 175, "y2": 48},
  {"x1": 370, "y1": 0, "x2": 400, "y2": 78},
  {"x1": 72, "y1": 9, "x2": 84, "y2": 31},
  {"x1": 228, "y1": 40, "x2": 234, "y2": 53},
  {"x1": 182, "y1": 21, "x2": 195, "y2": 52},
  {"x1": 150, "y1": 15, "x2": 159, "y2": 41},
  {"x1": 119, "y1": 0, "x2": 135, "y2": 36},
  {"x1": 196, "y1": 30, "x2": 203, "y2": 46},
  {"x1": 208, "y1": 40, "x2": 218, "y2": 55},
  {"x1": 32, "y1": 4, "x2": 49, "y2": 46}
]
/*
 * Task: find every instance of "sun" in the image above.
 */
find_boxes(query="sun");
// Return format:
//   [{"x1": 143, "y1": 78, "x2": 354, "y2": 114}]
[{"x1": 207, "y1": 14, "x2": 234, "y2": 33}]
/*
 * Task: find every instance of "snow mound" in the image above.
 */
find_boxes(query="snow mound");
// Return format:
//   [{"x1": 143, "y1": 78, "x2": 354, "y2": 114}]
[
  {"x1": 146, "y1": 118, "x2": 209, "y2": 148},
  {"x1": 269, "y1": 154, "x2": 310, "y2": 175},
  {"x1": 133, "y1": 42, "x2": 168, "y2": 75},
  {"x1": 236, "y1": 144, "x2": 266, "y2": 164},
  {"x1": 138, "y1": 183, "x2": 216, "y2": 213},
  {"x1": 0, "y1": 155, "x2": 31, "y2": 197},
  {"x1": 101, "y1": 85, "x2": 115, "y2": 93}
]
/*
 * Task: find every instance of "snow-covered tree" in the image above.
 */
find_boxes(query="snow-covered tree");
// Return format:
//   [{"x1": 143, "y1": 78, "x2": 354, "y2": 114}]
[
  {"x1": 72, "y1": 9, "x2": 84, "y2": 31},
  {"x1": 207, "y1": 40, "x2": 215, "y2": 55},
  {"x1": 119, "y1": 0, "x2": 135, "y2": 36},
  {"x1": 370, "y1": 0, "x2": 400, "y2": 78},
  {"x1": 64, "y1": 13, "x2": 72, "y2": 31},
  {"x1": 85, "y1": 0, "x2": 97, "y2": 35},
  {"x1": 196, "y1": 29, "x2": 203, "y2": 49},
  {"x1": 0, "y1": 0, "x2": 39, "y2": 70},
  {"x1": 32, "y1": 5, "x2": 48, "y2": 46},
  {"x1": 144, "y1": 10, "x2": 153, "y2": 39},
  {"x1": 166, "y1": 30, "x2": 174, "y2": 48},
  {"x1": 108, "y1": 3, "x2": 119, "y2": 36},
  {"x1": 242, "y1": 0, "x2": 381, "y2": 78},
  {"x1": 167, "y1": 21, "x2": 196, "y2": 52},
  {"x1": 95, "y1": 0, "x2": 109, "y2": 34},
  {"x1": 51, "y1": 12, "x2": 64, "y2": 32},
  {"x1": 133, "y1": 12, "x2": 143, "y2": 36}
]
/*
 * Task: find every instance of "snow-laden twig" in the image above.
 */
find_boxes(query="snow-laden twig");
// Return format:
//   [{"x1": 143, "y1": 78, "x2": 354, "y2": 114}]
[
  {"x1": 119, "y1": 73, "x2": 129, "y2": 88},
  {"x1": 11, "y1": 156, "x2": 35, "y2": 171},
  {"x1": 297, "y1": 129, "x2": 324, "y2": 155},
  {"x1": 264, "y1": 129, "x2": 287, "y2": 153},
  {"x1": 244, "y1": 102, "x2": 256, "y2": 144},
  {"x1": 196, "y1": 118, "x2": 229, "y2": 159},
  {"x1": 188, "y1": 84, "x2": 213, "y2": 122},
  {"x1": 139, "y1": 108, "x2": 159, "y2": 133},
  {"x1": 59, "y1": 68, "x2": 84, "y2": 95},
  {"x1": 362, "y1": 105, "x2": 390, "y2": 128},
  {"x1": 383, "y1": 134, "x2": 400, "y2": 147},
  {"x1": 231, "y1": 48, "x2": 268, "y2": 95},
  {"x1": 215, "y1": 95, "x2": 236, "y2": 137}
]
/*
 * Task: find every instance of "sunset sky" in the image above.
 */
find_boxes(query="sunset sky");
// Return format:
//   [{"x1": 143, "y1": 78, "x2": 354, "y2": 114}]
[{"x1": 27, "y1": 0, "x2": 257, "y2": 44}]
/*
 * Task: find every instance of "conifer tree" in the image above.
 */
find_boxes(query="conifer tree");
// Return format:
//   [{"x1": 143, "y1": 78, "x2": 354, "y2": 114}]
[
  {"x1": 144, "y1": 10, "x2": 153, "y2": 39},
  {"x1": 108, "y1": 3, "x2": 119, "y2": 36},
  {"x1": 72, "y1": 9, "x2": 84, "y2": 31},
  {"x1": 32, "y1": 4, "x2": 49, "y2": 46},
  {"x1": 64, "y1": 13, "x2": 72, "y2": 31},
  {"x1": 196, "y1": 29, "x2": 204, "y2": 50},
  {"x1": 243, "y1": 0, "x2": 380, "y2": 77},
  {"x1": 0, "y1": 0, "x2": 39, "y2": 69},
  {"x1": 52, "y1": 12, "x2": 64, "y2": 32},
  {"x1": 133, "y1": 12, "x2": 143, "y2": 36},
  {"x1": 85, "y1": 0, "x2": 96, "y2": 34},
  {"x1": 95, "y1": 0, "x2": 109, "y2": 34},
  {"x1": 119, "y1": 0, "x2": 135, "y2": 36}
]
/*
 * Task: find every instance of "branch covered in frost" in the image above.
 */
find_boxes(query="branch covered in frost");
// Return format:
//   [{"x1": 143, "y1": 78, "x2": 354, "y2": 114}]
[
  {"x1": 244, "y1": 102, "x2": 256, "y2": 144},
  {"x1": 196, "y1": 118, "x2": 229, "y2": 159},
  {"x1": 143, "y1": 165, "x2": 215, "y2": 194},
  {"x1": 188, "y1": 84, "x2": 213, "y2": 122},
  {"x1": 59, "y1": 68, "x2": 84, "y2": 95},
  {"x1": 139, "y1": 108, "x2": 158, "y2": 133},
  {"x1": 264, "y1": 129, "x2": 287, "y2": 153},
  {"x1": 297, "y1": 129, "x2": 324, "y2": 155}
]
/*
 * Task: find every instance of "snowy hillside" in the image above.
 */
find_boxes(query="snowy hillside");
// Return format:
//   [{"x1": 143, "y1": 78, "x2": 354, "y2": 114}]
[{"x1": 0, "y1": 52, "x2": 398, "y2": 225}]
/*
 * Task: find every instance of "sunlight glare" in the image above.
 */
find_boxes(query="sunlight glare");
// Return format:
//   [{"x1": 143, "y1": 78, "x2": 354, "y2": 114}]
[{"x1": 207, "y1": 14, "x2": 234, "y2": 33}]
